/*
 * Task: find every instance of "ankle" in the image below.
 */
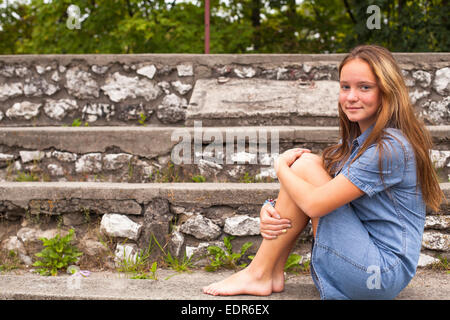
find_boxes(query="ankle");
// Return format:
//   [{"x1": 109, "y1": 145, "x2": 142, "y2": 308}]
[{"x1": 247, "y1": 263, "x2": 273, "y2": 281}]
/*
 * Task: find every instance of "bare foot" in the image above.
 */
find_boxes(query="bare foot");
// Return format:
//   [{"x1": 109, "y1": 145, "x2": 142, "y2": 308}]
[
  {"x1": 202, "y1": 268, "x2": 273, "y2": 296},
  {"x1": 272, "y1": 271, "x2": 285, "y2": 293}
]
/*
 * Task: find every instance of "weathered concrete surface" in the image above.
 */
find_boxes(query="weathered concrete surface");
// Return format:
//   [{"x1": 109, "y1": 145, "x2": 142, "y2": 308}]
[
  {"x1": 1, "y1": 53, "x2": 448, "y2": 67},
  {"x1": 0, "y1": 126, "x2": 176, "y2": 159},
  {"x1": 0, "y1": 126, "x2": 448, "y2": 158},
  {"x1": 0, "y1": 182, "x2": 279, "y2": 207},
  {"x1": 0, "y1": 268, "x2": 447, "y2": 300},
  {"x1": 1, "y1": 182, "x2": 448, "y2": 209},
  {"x1": 186, "y1": 79, "x2": 340, "y2": 126}
]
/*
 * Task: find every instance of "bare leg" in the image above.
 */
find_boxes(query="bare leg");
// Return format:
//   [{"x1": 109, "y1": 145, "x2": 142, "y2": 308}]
[
  {"x1": 202, "y1": 153, "x2": 331, "y2": 296},
  {"x1": 271, "y1": 154, "x2": 331, "y2": 292}
]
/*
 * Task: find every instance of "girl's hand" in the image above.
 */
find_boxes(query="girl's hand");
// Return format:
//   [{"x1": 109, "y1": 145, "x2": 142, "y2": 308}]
[
  {"x1": 259, "y1": 202, "x2": 292, "y2": 240},
  {"x1": 274, "y1": 148, "x2": 311, "y2": 174}
]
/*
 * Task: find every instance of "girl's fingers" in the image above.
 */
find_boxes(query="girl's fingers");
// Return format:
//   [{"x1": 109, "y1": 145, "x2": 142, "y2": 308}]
[
  {"x1": 260, "y1": 198, "x2": 292, "y2": 240},
  {"x1": 261, "y1": 228, "x2": 289, "y2": 239},
  {"x1": 261, "y1": 230, "x2": 279, "y2": 239},
  {"x1": 261, "y1": 218, "x2": 291, "y2": 230},
  {"x1": 263, "y1": 204, "x2": 281, "y2": 219},
  {"x1": 261, "y1": 205, "x2": 291, "y2": 228},
  {"x1": 284, "y1": 149, "x2": 311, "y2": 166},
  {"x1": 261, "y1": 233, "x2": 277, "y2": 240}
]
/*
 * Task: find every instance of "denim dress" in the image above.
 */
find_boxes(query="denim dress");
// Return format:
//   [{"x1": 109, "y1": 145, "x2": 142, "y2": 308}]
[{"x1": 310, "y1": 125, "x2": 426, "y2": 299}]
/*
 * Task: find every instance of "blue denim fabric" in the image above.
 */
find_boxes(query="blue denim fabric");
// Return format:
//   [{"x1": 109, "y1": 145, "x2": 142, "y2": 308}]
[{"x1": 311, "y1": 124, "x2": 425, "y2": 300}]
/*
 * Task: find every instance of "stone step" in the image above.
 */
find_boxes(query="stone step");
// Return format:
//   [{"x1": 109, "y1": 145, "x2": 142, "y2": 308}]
[
  {"x1": 0, "y1": 182, "x2": 449, "y2": 267},
  {"x1": 1, "y1": 268, "x2": 448, "y2": 300},
  {"x1": 186, "y1": 79, "x2": 341, "y2": 126},
  {"x1": 1, "y1": 181, "x2": 448, "y2": 211},
  {"x1": 1, "y1": 126, "x2": 449, "y2": 183}
]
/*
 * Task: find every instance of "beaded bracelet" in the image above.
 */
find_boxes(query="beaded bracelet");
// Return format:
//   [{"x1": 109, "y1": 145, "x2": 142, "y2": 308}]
[{"x1": 263, "y1": 198, "x2": 276, "y2": 207}]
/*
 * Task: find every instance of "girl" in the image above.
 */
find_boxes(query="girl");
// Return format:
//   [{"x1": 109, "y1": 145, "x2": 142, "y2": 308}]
[{"x1": 202, "y1": 44, "x2": 444, "y2": 299}]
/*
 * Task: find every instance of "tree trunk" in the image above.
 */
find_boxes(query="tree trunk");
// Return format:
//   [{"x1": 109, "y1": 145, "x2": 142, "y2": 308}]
[
  {"x1": 343, "y1": 0, "x2": 357, "y2": 24},
  {"x1": 251, "y1": 0, "x2": 261, "y2": 51}
]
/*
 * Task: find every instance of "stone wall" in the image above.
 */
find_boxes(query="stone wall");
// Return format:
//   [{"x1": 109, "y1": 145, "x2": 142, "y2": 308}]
[
  {"x1": 0, "y1": 183, "x2": 449, "y2": 271},
  {"x1": 0, "y1": 53, "x2": 448, "y2": 127}
]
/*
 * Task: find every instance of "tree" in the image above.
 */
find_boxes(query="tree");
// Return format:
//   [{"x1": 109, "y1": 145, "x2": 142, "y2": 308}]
[
  {"x1": 0, "y1": 0, "x2": 447, "y2": 54},
  {"x1": 339, "y1": 0, "x2": 449, "y2": 52}
]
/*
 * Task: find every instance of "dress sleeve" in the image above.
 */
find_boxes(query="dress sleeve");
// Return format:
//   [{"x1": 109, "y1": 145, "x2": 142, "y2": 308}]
[{"x1": 340, "y1": 135, "x2": 407, "y2": 197}]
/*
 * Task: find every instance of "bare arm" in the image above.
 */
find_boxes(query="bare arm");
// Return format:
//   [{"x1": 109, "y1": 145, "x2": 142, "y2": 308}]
[{"x1": 276, "y1": 161, "x2": 364, "y2": 218}]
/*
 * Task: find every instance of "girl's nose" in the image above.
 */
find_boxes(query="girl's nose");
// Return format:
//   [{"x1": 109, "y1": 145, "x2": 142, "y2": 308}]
[{"x1": 347, "y1": 89, "x2": 358, "y2": 101}]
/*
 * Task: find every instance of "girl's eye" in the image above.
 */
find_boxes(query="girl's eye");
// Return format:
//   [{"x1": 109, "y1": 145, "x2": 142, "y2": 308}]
[
  {"x1": 340, "y1": 85, "x2": 350, "y2": 90},
  {"x1": 361, "y1": 85, "x2": 371, "y2": 90}
]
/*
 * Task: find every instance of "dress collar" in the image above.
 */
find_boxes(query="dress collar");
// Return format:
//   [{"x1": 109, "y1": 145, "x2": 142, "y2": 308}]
[{"x1": 353, "y1": 123, "x2": 375, "y2": 148}]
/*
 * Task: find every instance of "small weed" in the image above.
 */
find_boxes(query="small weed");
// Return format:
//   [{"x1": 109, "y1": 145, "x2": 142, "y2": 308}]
[
  {"x1": 138, "y1": 112, "x2": 147, "y2": 126},
  {"x1": 0, "y1": 250, "x2": 22, "y2": 273},
  {"x1": 71, "y1": 118, "x2": 82, "y2": 127},
  {"x1": 82, "y1": 207, "x2": 91, "y2": 224},
  {"x1": 131, "y1": 262, "x2": 157, "y2": 280},
  {"x1": 5, "y1": 159, "x2": 15, "y2": 179},
  {"x1": 239, "y1": 172, "x2": 255, "y2": 183},
  {"x1": 152, "y1": 161, "x2": 181, "y2": 182},
  {"x1": 15, "y1": 171, "x2": 40, "y2": 182},
  {"x1": 153, "y1": 235, "x2": 194, "y2": 276},
  {"x1": 68, "y1": 118, "x2": 89, "y2": 127},
  {"x1": 116, "y1": 240, "x2": 154, "y2": 277},
  {"x1": 205, "y1": 236, "x2": 253, "y2": 272},
  {"x1": 284, "y1": 253, "x2": 310, "y2": 274},
  {"x1": 429, "y1": 255, "x2": 450, "y2": 273},
  {"x1": 116, "y1": 239, "x2": 159, "y2": 280},
  {"x1": 33, "y1": 228, "x2": 83, "y2": 276},
  {"x1": 191, "y1": 175, "x2": 206, "y2": 183}
]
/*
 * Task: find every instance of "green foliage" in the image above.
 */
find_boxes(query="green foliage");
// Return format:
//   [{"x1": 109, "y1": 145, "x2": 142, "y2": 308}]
[
  {"x1": 151, "y1": 161, "x2": 180, "y2": 182},
  {"x1": 239, "y1": 172, "x2": 257, "y2": 183},
  {"x1": 152, "y1": 234, "x2": 194, "y2": 275},
  {"x1": 33, "y1": 229, "x2": 83, "y2": 276},
  {"x1": 116, "y1": 240, "x2": 157, "y2": 280},
  {"x1": 339, "y1": 0, "x2": 449, "y2": 53},
  {"x1": 429, "y1": 254, "x2": 450, "y2": 274},
  {"x1": 71, "y1": 118, "x2": 89, "y2": 127},
  {"x1": 138, "y1": 112, "x2": 147, "y2": 126},
  {"x1": 0, "y1": 0, "x2": 447, "y2": 54},
  {"x1": 205, "y1": 236, "x2": 253, "y2": 272},
  {"x1": 0, "y1": 250, "x2": 22, "y2": 273},
  {"x1": 284, "y1": 253, "x2": 310, "y2": 274},
  {"x1": 191, "y1": 175, "x2": 206, "y2": 183},
  {"x1": 130, "y1": 262, "x2": 158, "y2": 280},
  {"x1": 15, "y1": 171, "x2": 40, "y2": 182}
]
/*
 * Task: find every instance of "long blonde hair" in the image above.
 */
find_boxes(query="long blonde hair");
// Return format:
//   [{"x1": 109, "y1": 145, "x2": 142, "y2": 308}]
[{"x1": 322, "y1": 44, "x2": 444, "y2": 212}]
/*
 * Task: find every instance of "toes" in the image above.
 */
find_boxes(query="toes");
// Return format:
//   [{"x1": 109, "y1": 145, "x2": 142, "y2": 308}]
[
  {"x1": 203, "y1": 284, "x2": 217, "y2": 295},
  {"x1": 204, "y1": 284, "x2": 219, "y2": 296},
  {"x1": 211, "y1": 288, "x2": 219, "y2": 296}
]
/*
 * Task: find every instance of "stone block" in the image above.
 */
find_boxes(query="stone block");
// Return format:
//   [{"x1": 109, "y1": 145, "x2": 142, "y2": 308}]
[
  {"x1": 179, "y1": 214, "x2": 221, "y2": 240},
  {"x1": 223, "y1": 215, "x2": 260, "y2": 236},
  {"x1": 100, "y1": 214, "x2": 142, "y2": 241}
]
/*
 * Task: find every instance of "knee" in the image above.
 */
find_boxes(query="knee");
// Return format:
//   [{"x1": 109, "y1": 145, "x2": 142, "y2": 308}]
[{"x1": 290, "y1": 153, "x2": 323, "y2": 174}]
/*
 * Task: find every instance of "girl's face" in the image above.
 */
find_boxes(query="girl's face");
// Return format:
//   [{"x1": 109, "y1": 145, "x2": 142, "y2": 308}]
[{"x1": 339, "y1": 58, "x2": 382, "y2": 133}]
